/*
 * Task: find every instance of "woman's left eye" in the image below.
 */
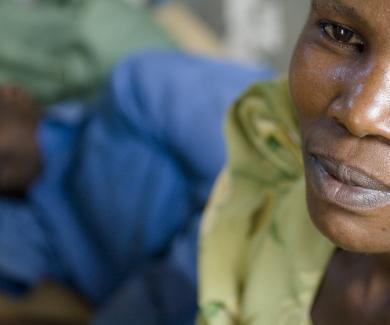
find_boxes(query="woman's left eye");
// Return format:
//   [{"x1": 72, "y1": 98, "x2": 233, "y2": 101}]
[{"x1": 319, "y1": 21, "x2": 364, "y2": 51}]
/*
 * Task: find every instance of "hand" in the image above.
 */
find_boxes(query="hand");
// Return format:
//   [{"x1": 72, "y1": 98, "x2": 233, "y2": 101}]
[{"x1": 0, "y1": 282, "x2": 92, "y2": 325}]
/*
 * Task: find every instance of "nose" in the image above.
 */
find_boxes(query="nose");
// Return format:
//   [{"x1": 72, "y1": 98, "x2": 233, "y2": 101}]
[{"x1": 328, "y1": 64, "x2": 390, "y2": 140}]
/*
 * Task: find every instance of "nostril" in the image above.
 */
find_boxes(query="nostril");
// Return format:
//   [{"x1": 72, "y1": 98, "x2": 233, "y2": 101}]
[
  {"x1": 329, "y1": 115, "x2": 367, "y2": 138},
  {"x1": 330, "y1": 116, "x2": 349, "y2": 132},
  {"x1": 328, "y1": 105, "x2": 371, "y2": 138}
]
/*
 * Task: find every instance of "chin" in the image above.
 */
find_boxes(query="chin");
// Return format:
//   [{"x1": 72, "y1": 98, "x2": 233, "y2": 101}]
[{"x1": 306, "y1": 189, "x2": 390, "y2": 254}]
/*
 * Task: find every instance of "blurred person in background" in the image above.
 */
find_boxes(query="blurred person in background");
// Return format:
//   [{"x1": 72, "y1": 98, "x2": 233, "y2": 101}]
[
  {"x1": 0, "y1": 51, "x2": 274, "y2": 324},
  {"x1": 0, "y1": 1, "x2": 283, "y2": 324}
]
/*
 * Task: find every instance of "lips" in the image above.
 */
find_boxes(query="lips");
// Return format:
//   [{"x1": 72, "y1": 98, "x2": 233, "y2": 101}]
[
  {"x1": 316, "y1": 155, "x2": 390, "y2": 192},
  {"x1": 307, "y1": 154, "x2": 390, "y2": 211}
]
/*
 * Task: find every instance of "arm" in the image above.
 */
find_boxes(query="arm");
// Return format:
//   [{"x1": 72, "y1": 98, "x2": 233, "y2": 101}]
[
  {"x1": 0, "y1": 197, "x2": 91, "y2": 324},
  {"x1": 0, "y1": 283, "x2": 91, "y2": 325}
]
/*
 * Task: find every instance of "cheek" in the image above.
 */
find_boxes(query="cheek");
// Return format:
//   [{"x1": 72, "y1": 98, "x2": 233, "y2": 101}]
[{"x1": 289, "y1": 39, "x2": 345, "y2": 125}]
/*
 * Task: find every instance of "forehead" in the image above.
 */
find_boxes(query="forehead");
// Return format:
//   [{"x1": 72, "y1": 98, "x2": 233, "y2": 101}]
[
  {"x1": 313, "y1": 0, "x2": 389, "y2": 11},
  {"x1": 312, "y1": 0, "x2": 390, "y2": 21},
  {"x1": 312, "y1": 0, "x2": 390, "y2": 28}
]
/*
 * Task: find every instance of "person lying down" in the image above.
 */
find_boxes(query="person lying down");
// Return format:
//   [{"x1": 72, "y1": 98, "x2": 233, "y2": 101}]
[{"x1": 0, "y1": 51, "x2": 273, "y2": 324}]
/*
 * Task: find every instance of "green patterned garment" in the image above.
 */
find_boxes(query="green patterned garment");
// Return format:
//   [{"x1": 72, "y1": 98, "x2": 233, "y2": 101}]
[
  {"x1": 198, "y1": 79, "x2": 335, "y2": 325},
  {"x1": 0, "y1": 0, "x2": 173, "y2": 104}
]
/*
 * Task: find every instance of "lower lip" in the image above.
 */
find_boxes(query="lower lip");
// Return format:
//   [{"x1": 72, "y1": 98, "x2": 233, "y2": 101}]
[{"x1": 307, "y1": 155, "x2": 390, "y2": 211}]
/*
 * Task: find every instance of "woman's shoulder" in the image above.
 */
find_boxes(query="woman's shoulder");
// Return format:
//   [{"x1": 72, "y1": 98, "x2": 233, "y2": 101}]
[
  {"x1": 225, "y1": 77, "x2": 303, "y2": 187},
  {"x1": 198, "y1": 78, "x2": 311, "y2": 324}
]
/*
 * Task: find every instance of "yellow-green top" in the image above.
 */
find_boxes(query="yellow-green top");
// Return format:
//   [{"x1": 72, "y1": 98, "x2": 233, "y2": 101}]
[{"x1": 198, "y1": 79, "x2": 335, "y2": 325}]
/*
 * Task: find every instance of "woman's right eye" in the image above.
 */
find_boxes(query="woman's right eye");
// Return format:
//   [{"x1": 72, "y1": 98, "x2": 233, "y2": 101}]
[{"x1": 319, "y1": 21, "x2": 365, "y2": 52}]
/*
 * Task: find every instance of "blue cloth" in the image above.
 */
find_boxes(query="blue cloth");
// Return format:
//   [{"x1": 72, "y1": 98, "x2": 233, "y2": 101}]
[{"x1": 0, "y1": 51, "x2": 274, "y2": 324}]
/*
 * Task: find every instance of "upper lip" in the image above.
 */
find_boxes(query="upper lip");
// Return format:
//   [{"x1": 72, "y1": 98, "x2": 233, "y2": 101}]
[{"x1": 312, "y1": 154, "x2": 390, "y2": 192}]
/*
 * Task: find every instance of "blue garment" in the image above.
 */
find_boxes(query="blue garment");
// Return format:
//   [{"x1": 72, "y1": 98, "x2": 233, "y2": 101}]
[{"x1": 0, "y1": 51, "x2": 274, "y2": 324}]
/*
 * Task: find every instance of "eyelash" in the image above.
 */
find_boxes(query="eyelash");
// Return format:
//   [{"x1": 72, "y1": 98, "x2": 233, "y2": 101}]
[{"x1": 318, "y1": 20, "x2": 365, "y2": 53}]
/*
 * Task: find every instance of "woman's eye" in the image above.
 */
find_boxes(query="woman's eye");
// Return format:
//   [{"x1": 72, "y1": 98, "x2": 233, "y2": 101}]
[{"x1": 320, "y1": 22, "x2": 364, "y2": 51}]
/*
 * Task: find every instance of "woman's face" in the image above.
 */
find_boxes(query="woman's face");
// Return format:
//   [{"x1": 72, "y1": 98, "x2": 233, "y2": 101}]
[{"x1": 290, "y1": 0, "x2": 390, "y2": 253}]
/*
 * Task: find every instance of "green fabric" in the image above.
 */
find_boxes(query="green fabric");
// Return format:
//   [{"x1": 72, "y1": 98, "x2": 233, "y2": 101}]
[
  {"x1": 198, "y1": 79, "x2": 335, "y2": 325},
  {"x1": 0, "y1": 0, "x2": 174, "y2": 104}
]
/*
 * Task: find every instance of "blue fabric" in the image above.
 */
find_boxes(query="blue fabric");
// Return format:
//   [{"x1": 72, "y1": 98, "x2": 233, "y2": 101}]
[{"x1": 0, "y1": 51, "x2": 274, "y2": 324}]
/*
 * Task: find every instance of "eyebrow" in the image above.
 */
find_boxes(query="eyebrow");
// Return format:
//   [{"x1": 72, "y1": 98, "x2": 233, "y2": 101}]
[{"x1": 312, "y1": 0, "x2": 370, "y2": 29}]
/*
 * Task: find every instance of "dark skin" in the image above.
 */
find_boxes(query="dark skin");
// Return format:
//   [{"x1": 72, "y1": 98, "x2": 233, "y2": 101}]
[
  {"x1": 0, "y1": 85, "x2": 42, "y2": 197},
  {"x1": 290, "y1": 0, "x2": 390, "y2": 323},
  {"x1": 0, "y1": 87, "x2": 91, "y2": 323},
  {"x1": 0, "y1": 282, "x2": 92, "y2": 324}
]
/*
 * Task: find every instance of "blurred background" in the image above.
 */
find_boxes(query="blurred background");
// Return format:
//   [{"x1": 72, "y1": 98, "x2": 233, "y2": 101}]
[
  {"x1": 0, "y1": 0, "x2": 311, "y2": 104},
  {"x1": 0, "y1": 1, "x2": 311, "y2": 324},
  {"x1": 152, "y1": 0, "x2": 311, "y2": 71}
]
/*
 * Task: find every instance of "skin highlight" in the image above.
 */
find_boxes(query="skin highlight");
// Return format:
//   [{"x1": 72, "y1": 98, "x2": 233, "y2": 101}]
[{"x1": 289, "y1": 0, "x2": 390, "y2": 323}]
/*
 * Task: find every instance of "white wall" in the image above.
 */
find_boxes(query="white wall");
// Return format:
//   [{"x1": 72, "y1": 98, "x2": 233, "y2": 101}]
[{"x1": 183, "y1": 0, "x2": 311, "y2": 72}]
